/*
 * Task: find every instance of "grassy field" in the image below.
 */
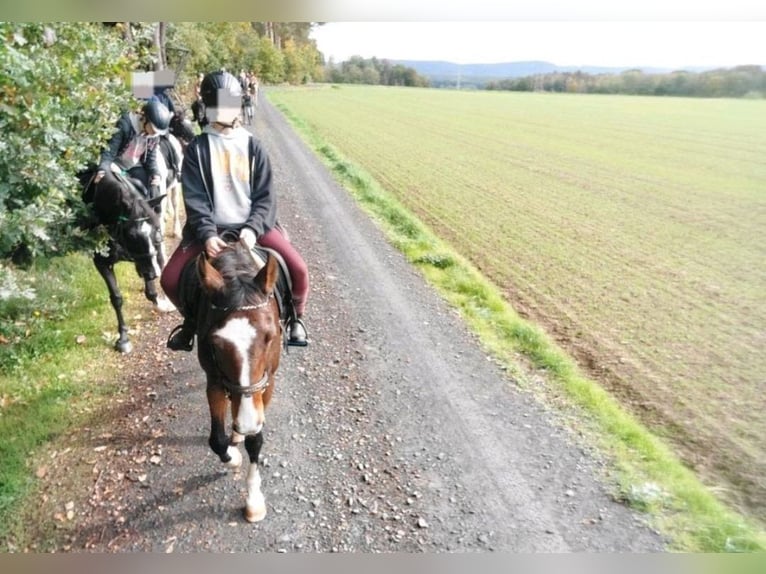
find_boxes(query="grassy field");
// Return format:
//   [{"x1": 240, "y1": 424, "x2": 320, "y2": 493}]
[
  {"x1": 0, "y1": 254, "x2": 144, "y2": 547},
  {"x1": 267, "y1": 85, "x2": 766, "y2": 529}
]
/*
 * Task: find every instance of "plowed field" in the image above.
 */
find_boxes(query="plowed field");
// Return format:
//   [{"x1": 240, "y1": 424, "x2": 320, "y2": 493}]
[{"x1": 268, "y1": 85, "x2": 766, "y2": 521}]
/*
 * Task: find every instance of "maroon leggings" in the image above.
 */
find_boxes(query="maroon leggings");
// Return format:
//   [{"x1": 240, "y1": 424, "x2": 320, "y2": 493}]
[{"x1": 160, "y1": 226, "x2": 309, "y2": 316}]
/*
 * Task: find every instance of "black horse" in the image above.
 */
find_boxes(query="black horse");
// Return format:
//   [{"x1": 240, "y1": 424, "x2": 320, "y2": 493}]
[{"x1": 83, "y1": 170, "x2": 167, "y2": 353}]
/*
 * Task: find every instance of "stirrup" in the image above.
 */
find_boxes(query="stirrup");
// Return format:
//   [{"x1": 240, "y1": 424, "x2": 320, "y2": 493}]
[
  {"x1": 287, "y1": 318, "x2": 308, "y2": 347},
  {"x1": 167, "y1": 323, "x2": 194, "y2": 352}
]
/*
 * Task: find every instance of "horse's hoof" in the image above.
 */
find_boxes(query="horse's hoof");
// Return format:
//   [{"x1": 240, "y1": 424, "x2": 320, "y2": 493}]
[
  {"x1": 155, "y1": 296, "x2": 176, "y2": 313},
  {"x1": 244, "y1": 504, "x2": 267, "y2": 523},
  {"x1": 115, "y1": 340, "x2": 132, "y2": 354},
  {"x1": 225, "y1": 446, "x2": 242, "y2": 468}
]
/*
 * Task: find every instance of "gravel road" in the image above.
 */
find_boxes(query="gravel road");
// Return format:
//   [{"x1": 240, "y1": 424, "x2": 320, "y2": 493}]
[{"x1": 36, "y1": 97, "x2": 666, "y2": 552}]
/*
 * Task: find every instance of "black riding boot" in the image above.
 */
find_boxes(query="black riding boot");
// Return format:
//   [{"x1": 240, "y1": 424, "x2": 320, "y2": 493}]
[
  {"x1": 167, "y1": 318, "x2": 196, "y2": 352},
  {"x1": 287, "y1": 316, "x2": 308, "y2": 347}
]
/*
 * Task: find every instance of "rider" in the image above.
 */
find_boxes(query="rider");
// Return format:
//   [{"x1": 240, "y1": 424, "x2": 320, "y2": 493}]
[
  {"x1": 191, "y1": 72, "x2": 208, "y2": 130},
  {"x1": 94, "y1": 100, "x2": 172, "y2": 199},
  {"x1": 151, "y1": 86, "x2": 176, "y2": 116},
  {"x1": 161, "y1": 70, "x2": 309, "y2": 351}
]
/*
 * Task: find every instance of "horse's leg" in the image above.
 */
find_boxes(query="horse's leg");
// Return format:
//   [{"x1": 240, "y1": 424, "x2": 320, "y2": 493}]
[
  {"x1": 164, "y1": 135, "x2": 183, "y2": 238},
  {"x1": 207, "y1": 384, "x2": 242, "y2": 468},
  {"x1": 150, "y1": 162, "x2": 178, "y2": 313},
  {"x1": 154, "y1": 142, "x2": 172, "y2": 242},
  {"x1": 93, "y1": 255, "x2": 132, "y2": 354},
  {"x1": 243, "y1": 432, "x2": 266, "y2": 522},
  {"x1": 151, "y1": 241, "x2": 176, "y2": 313},
  {"x1": 144, "y1": 279, "x2": 159, "y2": 305},
  {"x1": 171, "y1": 181, "x2": 183, "y2": 238}
]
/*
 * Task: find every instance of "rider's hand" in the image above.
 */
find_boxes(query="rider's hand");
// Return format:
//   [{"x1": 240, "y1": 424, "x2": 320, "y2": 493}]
[
  {"x1": 94, "y1": 170, "x2": 106, "y2": 183},
  {"x1": 149, "y1": 174, "x2": 161, "y2": 187},
  {"x1": 204, "y1": 236, "x2": 228, "y2": 258},
  {"x1": 240, "y1": 227, "x2": 257, "y2": 249}
]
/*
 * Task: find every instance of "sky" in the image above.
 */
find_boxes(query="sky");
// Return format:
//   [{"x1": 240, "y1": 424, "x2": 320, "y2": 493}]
[{"x1": 310, "y1": 21, "x2": 765, "y2": 70}]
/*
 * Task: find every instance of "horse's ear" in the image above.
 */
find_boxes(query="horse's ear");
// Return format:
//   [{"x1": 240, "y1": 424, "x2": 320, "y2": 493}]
[
  {"x1": 254, "y1": 254, "x2": 278, "y2": 295},
  {"x1": 147, "y1": 194, "x2": 167, "y2": 209},
  {"x1": 197, "y1": 251, "x2": 225, "y2": 294}
]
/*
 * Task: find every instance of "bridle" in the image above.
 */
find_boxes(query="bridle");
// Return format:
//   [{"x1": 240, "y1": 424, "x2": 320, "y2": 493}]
[
  {"x1": 207, "y1": 295, "x2": 277, "y2": 398},
  {"x1": 92, "y1": 173, "x2": 160, "y2": 264},
  {"x1": 109, "y1": 215, "x2": 159, "y2": 263}
]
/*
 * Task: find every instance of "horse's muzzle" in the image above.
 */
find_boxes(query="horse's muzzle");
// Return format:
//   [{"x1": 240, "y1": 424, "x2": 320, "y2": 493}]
[
  {"x1": 135, "y1": 263, "x2": 158, "y2": 283},
  {"x1": 233, "y1": 420, "x2": 263, "y2": 436}
]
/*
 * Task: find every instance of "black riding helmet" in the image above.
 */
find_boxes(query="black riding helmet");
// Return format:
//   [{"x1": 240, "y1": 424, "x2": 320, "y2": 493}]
[
  {"x1": 200, "y1": 71, "x2": 242, "y2": 125},
  {"x1": 142, "y1": 100, "x2": 172, "y2": 135},
  {"x1": 200, "y1": 71, "x2": 242, "y2": 106}
]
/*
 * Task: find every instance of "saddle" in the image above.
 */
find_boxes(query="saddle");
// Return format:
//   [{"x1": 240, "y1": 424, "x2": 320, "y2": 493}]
[{"x1": 78, "y1": 163, "x2": 158, "y2": 206}]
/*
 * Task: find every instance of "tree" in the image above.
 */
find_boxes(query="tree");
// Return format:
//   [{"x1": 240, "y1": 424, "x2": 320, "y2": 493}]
[
  {"x1": 0, "y1": 22, "x2": 136, "y2": 265},
  {"x1": 254, "y1": 37, "x2": 286, "y2": 83}
]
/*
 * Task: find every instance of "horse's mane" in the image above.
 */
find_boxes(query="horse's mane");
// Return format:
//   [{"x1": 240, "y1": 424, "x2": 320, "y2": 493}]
[
  {"x1": 103, "y1": 171, "x2": 159, "y2": 224},
  {"x1": 92, "y1": 171, "x2": 159, "y2": 224}
]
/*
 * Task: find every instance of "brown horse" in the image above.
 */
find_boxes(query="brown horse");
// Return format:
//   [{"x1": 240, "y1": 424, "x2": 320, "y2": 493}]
[{"x1": 181, "y1": 241, "x2": 283, "y2": 522}]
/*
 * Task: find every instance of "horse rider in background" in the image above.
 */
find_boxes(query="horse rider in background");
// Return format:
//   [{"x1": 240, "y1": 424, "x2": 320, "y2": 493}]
[{"x1": 94, "y1": 100, "x2": 172, "y2": 200}]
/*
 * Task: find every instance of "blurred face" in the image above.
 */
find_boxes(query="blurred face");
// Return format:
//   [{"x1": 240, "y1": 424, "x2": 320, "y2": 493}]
[{"x1": 141, "y1": 116, "x2": 163, "y2": 138}]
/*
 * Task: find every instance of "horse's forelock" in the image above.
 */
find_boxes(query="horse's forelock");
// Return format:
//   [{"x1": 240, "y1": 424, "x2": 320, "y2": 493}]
[{"x1": 212, "y1": 246, "x2": 263, "y2": 307}]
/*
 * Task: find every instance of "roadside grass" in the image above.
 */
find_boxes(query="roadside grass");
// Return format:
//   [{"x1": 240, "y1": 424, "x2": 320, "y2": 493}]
[
  {"x1": 272, "y1": 98, "x2": 766, "y2": 552},
  {"x1": 0, "y1": 253, "x2": 137, "y2": 547}
]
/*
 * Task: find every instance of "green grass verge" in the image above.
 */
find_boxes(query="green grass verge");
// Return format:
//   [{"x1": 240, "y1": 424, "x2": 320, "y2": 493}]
[
  {"x1": 271, "y1": 98, "x2": 766, "y2": 552},
  {"x1": 0, "y1": 253, "x2": 138, "y2": 547}
]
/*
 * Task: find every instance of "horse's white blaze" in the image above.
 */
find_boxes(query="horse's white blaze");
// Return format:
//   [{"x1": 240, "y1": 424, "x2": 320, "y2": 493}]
[
  {"x1": 245, "y1": 463, "x2": 266, "y2": 522},
  {"x1": 138, "y1": 220, "x2": 161, "y2": 277},
  {"x1": 215, "y1": 317, "x2": 263, "y2": 435}
]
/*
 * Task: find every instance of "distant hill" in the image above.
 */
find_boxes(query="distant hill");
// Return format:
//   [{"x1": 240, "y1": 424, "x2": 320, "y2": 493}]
[{"x1": 393, "y1": 60, "x2": 716, "y2": 87}]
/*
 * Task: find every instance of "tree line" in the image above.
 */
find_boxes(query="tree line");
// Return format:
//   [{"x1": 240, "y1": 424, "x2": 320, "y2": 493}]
[
  {"x1": 485, "y1": 66, "x2": 766, "y2": 98},
  {"x1": 324, "y1": 56, "x2": 429, "y2": 87}
]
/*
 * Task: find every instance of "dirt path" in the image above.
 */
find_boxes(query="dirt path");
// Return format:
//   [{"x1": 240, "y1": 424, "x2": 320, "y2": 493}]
[{"x1": 26, "y1": 99, "x2": 665, "y2": 552}]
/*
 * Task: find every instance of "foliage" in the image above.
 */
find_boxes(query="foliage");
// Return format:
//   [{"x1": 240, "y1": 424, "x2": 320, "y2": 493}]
[
  {"x1": 283, "y1": 39, "x2": 324, "y2": 85},
  {"x1": 486, "y1": 65, "x2": 766, "y2": 98},
  {"x1": 0, "y1": 21, "x2": 325, "y2": 271},
  {"x1": 326, "y1": 56, "x2": 430, "y2": 87},
  {"x1": 253, "y1": 36, "x2": 286, "y2": 84},
  {"x1": 0, "y1": 23, "x2": 136, "y2": 266},
  {"x1": 166, "y1": 22, "x2": 323, "y2": 102}
]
